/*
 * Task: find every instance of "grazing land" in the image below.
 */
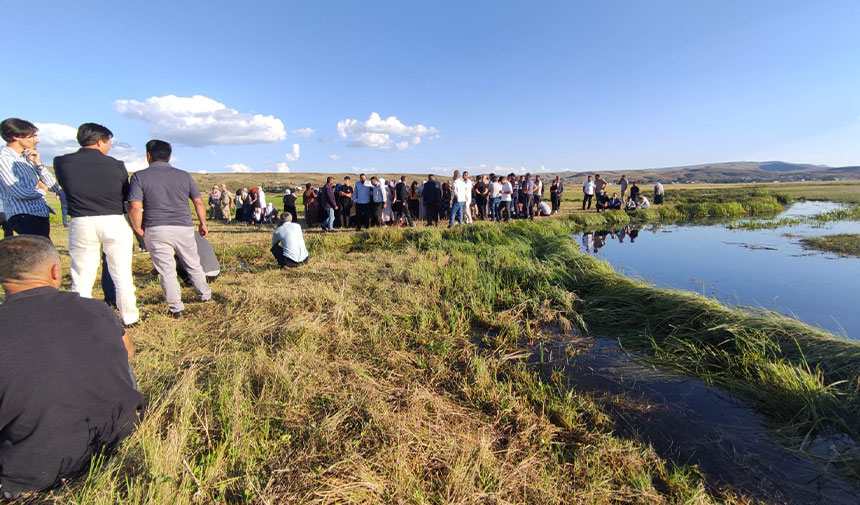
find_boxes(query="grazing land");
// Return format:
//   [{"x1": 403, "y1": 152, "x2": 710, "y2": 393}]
[
  {"x1": 13, "y1": 182, "x2": 860, "y2": 504},
  {"x1": 800, "y1": 234, "x2": 860, "y2": 257}
]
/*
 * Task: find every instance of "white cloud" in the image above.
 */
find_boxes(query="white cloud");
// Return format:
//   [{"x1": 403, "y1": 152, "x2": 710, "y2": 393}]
[
  {"x1": 327, "y1": 154, "x2": 340, "y2": 160},
  {"x1": 337, "y1": 112, "x2": 438, "y2": 151},
  {"x1": 35, "y1": 123, "x2": 78, "y2": 159},
  {"x1": 113, "y1": 94, "x2": 287, "y2": 147},
  {"x1": 284, "y1": 143, "x2": 300, "y2": 162},
  {"x1": 226, "y1": 163, "x2": 253, "y2": 173},
  {"x1": 198, "y1": 170, "x2": 208, "y2": 174},
  {"x1": 36, "y1": 122, "x2": 147, "y2": 171},
  {"x1": 318, "y1": 137, "x2": 332, "y2": 143},
  {"x1": 350, "y1": 165, "x2": 377, "y2": 173},
  {"x1": 110, "y1": 142, "x2": 148, "y2": 172},
  {"x1": 275, "y1": 162, "x2": 291, "y2": 173},
  {"x1": 292, "y1": 127, "x2": 315, "y2": 138}
]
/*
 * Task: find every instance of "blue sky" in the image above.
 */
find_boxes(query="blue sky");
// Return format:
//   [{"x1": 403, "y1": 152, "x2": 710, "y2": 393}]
[{"x1": 10, "y1": 0, "x2": 860, "y2": 174}]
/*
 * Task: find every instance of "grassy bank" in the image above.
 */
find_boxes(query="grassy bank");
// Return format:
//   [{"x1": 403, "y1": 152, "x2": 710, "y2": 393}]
[
  {"x1": 801, "y1": 234, "x2": 860, "y2": 257},
  {"x1": 18, "y1": 190, "x2": 860, "y2": 503}
]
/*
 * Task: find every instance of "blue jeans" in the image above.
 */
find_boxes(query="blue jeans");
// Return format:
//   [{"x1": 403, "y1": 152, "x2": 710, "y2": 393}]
[
  {"x1": 490, "y1": 197, "x2": 500, "y2": 220},
  {"x1": 322, "y1": 207, "x2": 335, "y2": 230},
  {"x1": 449, "y1": 201, "x2": 464, "y2": 226}
]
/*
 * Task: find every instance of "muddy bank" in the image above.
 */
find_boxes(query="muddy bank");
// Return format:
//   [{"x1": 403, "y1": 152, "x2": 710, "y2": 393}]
[{"x1": 529, "y1": 335, "x2": 859, "y2": 505}]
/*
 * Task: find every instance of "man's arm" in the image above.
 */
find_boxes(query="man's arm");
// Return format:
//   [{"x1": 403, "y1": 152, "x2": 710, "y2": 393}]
[
  {"x1": 192, "y1": 197, "x2": 208, "y2": 237},
  {"x1": 122, "y1": 331, "x2": 134, "y2": 359},
  {"x1": 128, "y1": 201, "x2": 144, "y2": 236}
]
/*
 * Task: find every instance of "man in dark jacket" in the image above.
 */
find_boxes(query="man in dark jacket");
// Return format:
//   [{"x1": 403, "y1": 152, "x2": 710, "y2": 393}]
[
  {"x1": 320, "y1": 177, "x2": 338, "y2": 232},
  {"x1": 393, "y1": 176, "x2": 415, "y2": 227},
  {"x1": 421, "y1": 174, "x2": 441, "y2": 226}
]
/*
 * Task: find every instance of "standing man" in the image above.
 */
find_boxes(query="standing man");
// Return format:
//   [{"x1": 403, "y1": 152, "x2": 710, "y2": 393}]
[
  {"x1": 320, "y1": 176, "x2": 338, "y2": 232},
  {"x1": 522, "y1": 173, "x2": 535, "y2": 220},
  {"x1": 582, "y1": 175, "x2": 595, "y2": 211},
  {"x1": 618, "y1": 175, "x2": 629, "y2": 201},
  {"x1": 53, "y1": 123, "x2": 139, "y2": 326},
  {"x1": 0, "y1": 118, "x2": 60, "y2": 238},
  {"x1": 369, "y1": 176, "x2": 386, "y2": 227},
  {"x1": 550, "y1": 176, "x2": 561, "y2": 214},
  {"x1": 127, "y1": 140, "x2": 211, "y2": 318},
  {"x1": 594, "y1": 174, "x2": 607, "y2": 197},
  {"x1": 353, "y1": 173, "x2": 372, "y2": 231},
  {"x1": 654, "y1": 181, "x2": 665, "y2": 204},
  {"x1": 462, "y1": 171, "x2": 474, "y2": 223},
  {"x1": 449, "y1": 170, "x2": 467, "y2": 227},
  {"x1": 422, "y1": 174, "x2": 441, "y2": 226},
  {"x1": 533, "y1": 175, "x2": 544, "y2": 216},
  {"x1": 394, "y1": 176, "x2": 415, "y2": 227},
  {"x1": 337, "y1": 176, "x2": 354, "y2": 229}
]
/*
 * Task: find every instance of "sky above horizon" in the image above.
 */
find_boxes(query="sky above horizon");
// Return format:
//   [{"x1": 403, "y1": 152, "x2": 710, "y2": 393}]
[{"x1": 10, "y1": 0, "x2": 860, "y2": 174}]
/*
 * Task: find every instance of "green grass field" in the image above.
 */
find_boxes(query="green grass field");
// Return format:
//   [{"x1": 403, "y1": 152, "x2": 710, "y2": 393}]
[
  {"x1": 8, "y1": 181, "x2": 860, "y2": 503},
  {"x1": 800, "y1": 234, "x2": 860, "y2": 257}
]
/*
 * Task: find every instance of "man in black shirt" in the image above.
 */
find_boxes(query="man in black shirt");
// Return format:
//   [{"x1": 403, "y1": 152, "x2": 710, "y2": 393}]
[
  {"x1": 393, "y1": 176, "x2": 415, "y2": 227},
  {"x1": 54, "y1": 123, "x2": 139, "y2": 326},
  {"x1": 421, "y1": 174, "x2": 441, "y2": 226},
  {"x1": 0, "y1": 235, "x2": 143, "y2": 498},
  {"x1": 336, "y1": 176, "x2": 353, "y2": 229}
]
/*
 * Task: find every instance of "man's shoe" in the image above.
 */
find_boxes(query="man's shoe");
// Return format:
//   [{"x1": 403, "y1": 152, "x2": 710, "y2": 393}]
[{"x1": 168, "y1": 310, "x2": 184, "y2": 319}]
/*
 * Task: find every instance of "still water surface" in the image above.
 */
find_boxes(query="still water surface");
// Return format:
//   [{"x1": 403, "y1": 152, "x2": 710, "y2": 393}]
[{"x1": 578, "y1": 201, "x2": 860, "y2": 339}]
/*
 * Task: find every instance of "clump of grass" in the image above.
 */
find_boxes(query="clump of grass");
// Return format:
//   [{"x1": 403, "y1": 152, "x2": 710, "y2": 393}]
[{"x1": 800, "y1": 234, "x2": 860, "y2": 258}]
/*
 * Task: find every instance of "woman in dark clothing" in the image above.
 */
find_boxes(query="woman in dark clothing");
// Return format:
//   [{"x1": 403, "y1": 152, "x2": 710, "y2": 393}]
[
  {"x1": 303, "y1": 183, "x2": 319, "y2": 226},
  {"x1": 408, "y1": 181, "x2": 420, "y2": 220}
]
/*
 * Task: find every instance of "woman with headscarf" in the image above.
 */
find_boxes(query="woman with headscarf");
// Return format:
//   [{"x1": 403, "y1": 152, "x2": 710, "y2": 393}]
[
  {"x1": 303, "y1": 183, "x2": 319, "y2": 226},
  {"x1": 219, "y1": 184, "x2": 234, "y2": 223},
  {"x1": 263, "y1": 202, "x2": 278, "y2": 224},
  {"x1": 235, "y1": 188, "x2": 247, "y2": 222},
  {"x1": 408, "y1": 180, "x2": 420, "y2": 221}
]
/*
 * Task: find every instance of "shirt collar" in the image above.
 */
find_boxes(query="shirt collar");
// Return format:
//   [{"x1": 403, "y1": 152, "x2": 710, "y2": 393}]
[
  {"x1": 0, "y1": 145, "x2": 25, "y2": 159},
  {"x1": 2, "y1": 285, "x2": 58, "y2": 303},
  {"x1": 148, "y1": 161, "x2": 172, "y2": 169}
]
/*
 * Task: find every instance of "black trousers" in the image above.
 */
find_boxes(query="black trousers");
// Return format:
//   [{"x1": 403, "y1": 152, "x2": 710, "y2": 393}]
[
  {"x1": 582, "y1": 194, "x2": 593, "y2": 210},
  {"x1": 424, "y1": 201, "x2": 439, "y2": 225},
  {"x1": 393, "y1": 201, "x2": 414, "y2": 226},
  {"x1": 355, "y1": 202, "x2": 372, "y2": 230},
  {"x1": 8, "y1": 214, "x2": 51, "y2": 239},
  {"x1": 371, "y1": 202, "x2": 384, "y2": 226},
  {"x1": 271, "y1": 245, "x2": 308, "y2": 268},
  {"x1": 500, "y1": 201, "x2": 512, "y2": 221},
  {"x1": 284, "y1": 205, "x2": 298, "y2": 223},
  {"x1": 551, "y1": 194, "x2": 561, "y2": 212},
  {"x1": 524, "y1": 195, "x2": 535, "y2": 220}
]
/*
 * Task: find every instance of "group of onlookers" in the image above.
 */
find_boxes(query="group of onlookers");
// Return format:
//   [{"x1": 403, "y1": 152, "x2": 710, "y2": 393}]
[
  {"x1": 0, "y1": 118, "x2": 216, "y2": 497},
  {"x1": 295, "y1": 172, "x2": 567, "y2": 230},
  {"x1": 581, "y1": 174, "x2": 665, "y2": 212}
]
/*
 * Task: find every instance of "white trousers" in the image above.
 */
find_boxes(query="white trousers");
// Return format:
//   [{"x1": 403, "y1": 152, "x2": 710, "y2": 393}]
[
  {"x1": 68, "y1": 215, "x2": 139, "y2": 325},
  {"x1": 464, "y1": 198, "x2": 473, "y2": 223}
]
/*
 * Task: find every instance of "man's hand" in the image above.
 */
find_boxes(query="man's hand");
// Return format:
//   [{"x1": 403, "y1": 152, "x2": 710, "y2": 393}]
[
  {"x1": 335, "y1": 205, "x2": 339, "y2": 211},
  {"x1": 199, "y1": 223, "x2": 208, "y2": 238},
  {"x1": 133, "y1": 226, "x2": 145, "y2": 238},
  {"x1": 36, "y1": 180, "x2": 48, "y2": 191},
  {"x1": 25, "y1": 149, "x2": 41, "y2": 166}
]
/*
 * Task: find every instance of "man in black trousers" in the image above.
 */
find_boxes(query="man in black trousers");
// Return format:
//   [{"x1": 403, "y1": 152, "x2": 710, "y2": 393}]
[
  {"x1": 421, "y1": 174, "x2": 441, "y2": 226},
  {"x1": 393, "y1": 175, "x2": 415, "y2": 227}
]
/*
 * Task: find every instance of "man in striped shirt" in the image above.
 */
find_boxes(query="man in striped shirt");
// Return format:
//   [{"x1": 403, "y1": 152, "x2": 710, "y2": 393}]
[{"x1": 0, "y1": 119, "x2": 59, "y2": 239}]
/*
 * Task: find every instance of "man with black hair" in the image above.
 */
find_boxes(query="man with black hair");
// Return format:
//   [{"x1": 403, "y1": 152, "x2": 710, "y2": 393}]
[
  {"x1": 422, "y1": 174, "x2": 441, "y2": 226},
  {"x1": 320, "y1": 176, "x2": 338, "y2": 232},
  {"x1": 369, "y1": 176, "x2": 385, "y2": 227},
  {"x1": 53, "y1": 123, "x2": 139, "y2": 326},
  {"x1": 127, "y1": 140, "x2": 211, "y2": 318},
  {"x1": 337, "y1": 176, "x2": 353, "y2": 228},
  {"x1": 0, "y1": 235, "x2": 142, "y2": 498},
  {"x1": 353, "y1": 173, "x2": 372, "y2": 231},
  {"x1": 0, "y1": 118, "x2": 60, "y2": 238},
  {"x1": 394, "y1": 175, "x2": 415, "y2": 227}
]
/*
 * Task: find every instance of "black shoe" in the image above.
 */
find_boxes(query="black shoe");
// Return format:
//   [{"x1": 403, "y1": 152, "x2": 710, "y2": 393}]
[{"x1": 168, "y1": 310, "x2": 184, "y2": 319}]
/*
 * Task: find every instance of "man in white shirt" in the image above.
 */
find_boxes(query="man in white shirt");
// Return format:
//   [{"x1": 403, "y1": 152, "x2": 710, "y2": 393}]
[
  {"x1": 489, "y1": 176, "x2": 502, "y2": 222},
  {"x1": 499, "y1": 176, "x2": 513, "y2": 222},
  {"x1": 582, "y1": 175, "x2": 595, "y2": 211},
  {"x1": 449, "y1": 170, "x2": 467, "y2": 227},
  {"x1": 271, "y1": 213, "x2": 308, "y2": 268}
]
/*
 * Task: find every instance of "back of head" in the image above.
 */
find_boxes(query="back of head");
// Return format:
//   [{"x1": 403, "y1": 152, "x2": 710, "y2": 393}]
[
  {"x1": 0, "y1": 236, "x2": 59, "y2": 283},
  {"x1": 279, "y1": 212, "x2": 292, "y2": 226},
  {"x1": 0, "y1": 118, "x2": 37, "y2": 143},
  {"x1": 146, "y1": 139, "x2": 172, "y2": 162},
  {"x1": 77, "y1": 123, "x2": 113, "y2": 147}
]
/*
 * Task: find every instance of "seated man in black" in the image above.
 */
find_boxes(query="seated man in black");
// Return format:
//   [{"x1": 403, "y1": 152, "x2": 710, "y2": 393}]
[
  {"x1": 0, "y1": 235, "x2": 143, "y2": 499},
  {"x1": 595, "y1": 191, "x2": 610, "y2": 213}
]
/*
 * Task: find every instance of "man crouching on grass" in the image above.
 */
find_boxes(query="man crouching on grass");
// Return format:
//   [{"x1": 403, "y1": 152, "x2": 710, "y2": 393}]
[{"x1": 0, "y1": 235, "x2": 143, "y2": 499}]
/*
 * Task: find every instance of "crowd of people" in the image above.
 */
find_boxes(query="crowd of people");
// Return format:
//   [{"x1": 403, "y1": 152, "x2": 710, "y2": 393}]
[
  {"x1": 581, "y1": 174, "x2": 665, "y2": 212},
  {"x1": 290, "y1": 171, "x2": 567, "y2": 230}
]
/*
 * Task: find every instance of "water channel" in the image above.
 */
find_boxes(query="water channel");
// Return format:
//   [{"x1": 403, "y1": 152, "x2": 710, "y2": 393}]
[{"x1": 577, "y1": 201, "x2": 860, "y2": 340}]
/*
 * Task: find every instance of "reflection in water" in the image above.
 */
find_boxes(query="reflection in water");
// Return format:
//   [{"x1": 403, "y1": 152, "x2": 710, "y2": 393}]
[{"x1": 576, "y1": 202, "x2": 860, "y2": 339}]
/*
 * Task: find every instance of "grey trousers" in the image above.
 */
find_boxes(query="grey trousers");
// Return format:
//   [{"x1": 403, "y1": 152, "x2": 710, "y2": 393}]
[{"x1": 143, "y1": 226, "x2": 211, "y2": 313}]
